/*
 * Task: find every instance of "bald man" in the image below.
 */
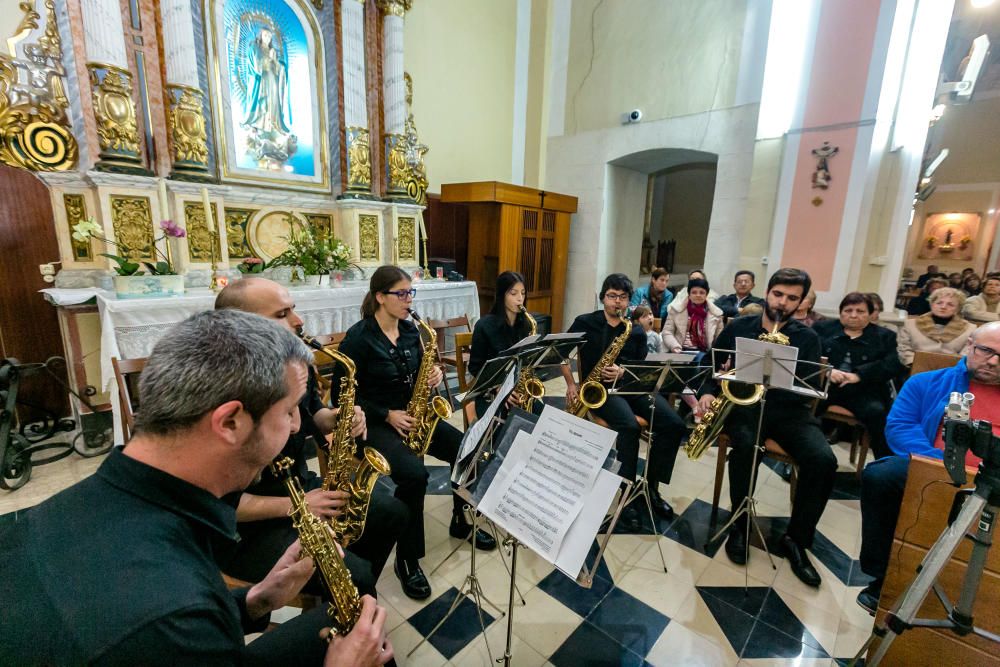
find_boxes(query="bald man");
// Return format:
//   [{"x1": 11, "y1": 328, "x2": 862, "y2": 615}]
[
  {"x1": 856, "y1": 321, "x2": 1000, "y2": 614},
  {"x1": 214, "y1": 278, "x2": 408, "y2": 600}
]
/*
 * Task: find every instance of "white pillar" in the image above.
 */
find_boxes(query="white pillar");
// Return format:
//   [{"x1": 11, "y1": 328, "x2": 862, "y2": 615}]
[
  {"x1": 80, "y1": 0, "x2": 128, "y2": 67},
  {"x1": 342, "y1": 0, "x2": 371, "y2": 193},
  {"x1": 378, "y1": 0, "x2": 410, "y2": 196},
  {"x1": 160, "y1": 0, "x2": 200, "y2": 88},
  {"x1": 159, "y1": 0, "x2": 209, "y2": 175}
]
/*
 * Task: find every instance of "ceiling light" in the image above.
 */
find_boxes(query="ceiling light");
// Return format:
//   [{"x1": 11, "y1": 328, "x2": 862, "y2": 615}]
[{"x1": 990, "y1": 208, "x2": 997, "y2": 215}]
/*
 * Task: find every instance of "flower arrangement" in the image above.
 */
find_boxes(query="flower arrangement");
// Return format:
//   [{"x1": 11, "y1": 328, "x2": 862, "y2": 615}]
[
  {"x1": 269, "y1": 224, "x2": 358, "y2": 276},
  {"x1": 72, "y1": 217, "x2": 185, "y2": 275},
  {"x1": 237, "y1": 257, "x2": 267, "y2": 274}
]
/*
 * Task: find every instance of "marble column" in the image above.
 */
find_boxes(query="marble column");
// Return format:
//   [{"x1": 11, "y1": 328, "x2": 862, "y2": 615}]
[
  {"x1": 160, "y1": 0, "x2": 209, "y2": 178},
  {"x1": 341, "y1": 0, "x2": 372, "y2": 195},
  {"x1": 378, "y1": 0, "x2": 410, "y2": 198},
  {"x1": 81, "y1": 0, "x2": 143, "y2": 170}
]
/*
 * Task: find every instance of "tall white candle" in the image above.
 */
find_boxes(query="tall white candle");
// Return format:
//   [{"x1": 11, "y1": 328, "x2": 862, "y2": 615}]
[
  {"x1": 157, "y1": 178, "x2": 170, "y2": 220},
  {"x1": 201, "y1": 187, "x2": 214, "y2": 233}
]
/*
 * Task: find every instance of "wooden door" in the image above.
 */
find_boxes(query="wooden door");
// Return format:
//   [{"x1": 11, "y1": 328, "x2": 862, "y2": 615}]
[
  {"x1": 0, "y1": 164, "x2": 69, "y2": 420},
  {"x1": 514, "y1": 207, "x2": 556, "y2": 325}
]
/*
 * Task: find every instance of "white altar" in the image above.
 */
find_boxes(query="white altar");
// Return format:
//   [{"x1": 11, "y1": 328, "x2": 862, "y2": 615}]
[{"x1": 43, "y1": 279, "x2": 479, "y2": 444}]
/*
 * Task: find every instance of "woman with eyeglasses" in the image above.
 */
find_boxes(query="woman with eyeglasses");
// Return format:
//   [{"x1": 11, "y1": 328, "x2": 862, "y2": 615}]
[
  {"x1": 337, "y1": 265, "x2": 495, "y2": 601},
  {"x1": 563, "y1": 273, "x2": 687, "y2": 530}
]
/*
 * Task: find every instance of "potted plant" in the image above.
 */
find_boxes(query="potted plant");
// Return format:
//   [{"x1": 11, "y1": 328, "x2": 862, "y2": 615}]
[
  {"x1": 237, "y1": 257, "x2": 267, "y2": 274},
  {"x1": 72, "y1": 217, "x2": 186, "y2": 298},
  {"x1": 270, "y1": 224, "x2": 358, "y2": 286}
]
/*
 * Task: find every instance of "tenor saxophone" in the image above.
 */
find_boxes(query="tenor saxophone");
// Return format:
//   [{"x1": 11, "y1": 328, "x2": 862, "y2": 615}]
[
  {"x1": 303, "y1": 335, "x2": 392, "y2": 548},
  {"x1": 403, "y1": 309, "x2": 453, "y2": 456},
  {"x1": 684, "y1": 317, "x2": 790, "y2": 460},
  {"x1": 270, "y1": 456, "x2": 361, "y2": 636},
  {"x1": 566, "y1": 311, "x2": 631, "y2": 418},
  {"x1": 514, "y1": 306, "x2": 545, "y2": 412}
]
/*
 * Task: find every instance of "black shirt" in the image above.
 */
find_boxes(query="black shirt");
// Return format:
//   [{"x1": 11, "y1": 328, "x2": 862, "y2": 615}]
[
  {"x1": 468, "y1": 312, "x2": 532, "y2": 376},
  {"x1": 568, "y1": 310, "x2": 648, "y2": 382},
  {"x1": 0, "y1": 447, "x2": 266, "y2": 665},
  {"x1": 812, "y1": 319, "x2": 899, "y2": 400},
  {"x1": 337, "y1": 317, "x2": 422, "y2": 421},
  {"x1": 700, "y1": 314, "x2": 822, "y2": 409},
  {"x1": 907, "y1": 293, "x2": 931, "y2": 316},
  {"x1": 714, "y1": 293, "x2": 765, "y2": 318}
]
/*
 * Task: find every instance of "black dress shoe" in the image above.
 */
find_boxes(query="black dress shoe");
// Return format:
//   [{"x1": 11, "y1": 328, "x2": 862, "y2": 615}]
[
  {"x1": 856, "y1": 579, "x2": 882, "y2": 616},
  {"x1": 649, "y1": 493, "x2": 675, "y2": 521},
  {"x1": 725, "y1": 526, "x2": 748, "y2": 565},
  {"x1": 449, "y1": 514, "x2": 498, "y2": 551},
  {"x1": 619, "y1": 505, "x2": 642, "y2": 532},
  {"x1": 394, "y1": 558, "x2": 432, "y2": 600},
  {"x1": 777, "y1": 534, "x2": 821, "y2": 587}
]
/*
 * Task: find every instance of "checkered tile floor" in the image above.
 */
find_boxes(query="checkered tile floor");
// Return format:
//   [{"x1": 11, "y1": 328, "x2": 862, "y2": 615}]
[{"x1": 0, "y1": 400, "x2": 880, "y2": 666}]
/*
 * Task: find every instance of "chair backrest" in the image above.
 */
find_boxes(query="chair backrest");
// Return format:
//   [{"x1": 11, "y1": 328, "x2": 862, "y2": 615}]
[
  {"x1": 427, "y1": 314, "x2": 471, "y2": 354},
  {"x1": 454, "y1": 331, "x2": 474, "y2": 393},
  {"x1": 910, "y1": 351, "x2": 961, "y2": 377},
  {"x1": 653, "y1": 317, "x2": 662, "y2": 332},
  {"x1": 111, "y1": 357, "x2": 147, "y2": 442}
]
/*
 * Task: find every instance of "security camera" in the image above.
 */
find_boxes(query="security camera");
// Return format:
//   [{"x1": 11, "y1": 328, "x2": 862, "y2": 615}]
[
  {"x1": 937, "y1": 34, "x2": 990, "y2": 103},
  {"x1": 621, "y1": 109, "x2": 642, "y2": 124}
]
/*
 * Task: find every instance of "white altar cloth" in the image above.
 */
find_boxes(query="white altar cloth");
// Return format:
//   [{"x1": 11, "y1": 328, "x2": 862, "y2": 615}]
[{"x1": 43, "y1": 280, "x2": 480, "y2": 444}]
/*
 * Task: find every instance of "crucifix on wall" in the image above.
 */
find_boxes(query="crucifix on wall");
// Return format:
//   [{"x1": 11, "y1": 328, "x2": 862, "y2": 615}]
[{"x1": 811, "y1": 141, "x2": 839, "y2": 190}]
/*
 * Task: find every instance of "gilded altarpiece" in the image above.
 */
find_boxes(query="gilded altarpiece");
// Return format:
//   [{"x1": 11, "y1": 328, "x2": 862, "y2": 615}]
[
  {"x1": 225, "y1": 208, "x2": 257, "y2": 259},
  {"x1": 109, "y1": 196, "x2": 155, "y2": 260},
  {"x1": 358, "y1": 214, "x2": 380, "y2": 263},
  {"x1": 184, "y1": 202, "x2": 223, "y2": 261},
  {"x1": 63, "y1": 194, "x2": 93, "y2": 260}
]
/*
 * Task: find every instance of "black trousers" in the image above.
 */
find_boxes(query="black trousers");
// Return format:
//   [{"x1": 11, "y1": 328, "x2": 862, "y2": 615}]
[
  {"x1": 591, "y1": 392, "x2": 685, "y2": 487},
  {"x1": 244, "y1": 605, "x2": 329, "y2": 666},
  {"x1": 725, "y1": 403, "x2": 837, "y2": 548},
  {"x1": 222, "y1": 492, "x2": 408, "y2": 598},
  {"x1": 859, "y1": 454, "x2": 909, "y2": 580},
  {"x1": 822, "y1": 389, "x2": 892, "y2": 460},
  {"x1": 362, "y1": 419, "x2": 463, "y2": 561}
]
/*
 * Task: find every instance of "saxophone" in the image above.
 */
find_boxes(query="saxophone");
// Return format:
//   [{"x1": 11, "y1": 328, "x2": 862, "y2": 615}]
[
  {"x1": 566, "y1": 311, "x2": 631, "y2": 418},
  {"x1": 270, "y1": 456, "x2": 361, "y2": 636},
  {"x1": 514, "y1": 306, "x2": 545, "y2": 412},
  {"x1": 403, "y1": 309, "x2": 453, "y2": 456},
  {"x1": 684, "y1": 316, "x2": 790, "y2": 460},
  {"x1": 304, "y1": 336, "x2": 392, "y2": 548}
]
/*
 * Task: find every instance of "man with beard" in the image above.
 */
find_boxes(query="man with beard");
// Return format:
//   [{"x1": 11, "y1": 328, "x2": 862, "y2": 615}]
[
  {"x1": 698, "y1": 268, "x2": 836, "y2": 587},
  {"x1": 855, "y1": 321, "x2": 1000, "y2": 614}
]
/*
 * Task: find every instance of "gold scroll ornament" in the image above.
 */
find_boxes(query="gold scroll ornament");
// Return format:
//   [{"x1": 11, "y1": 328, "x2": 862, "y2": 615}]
[
  {"x1": 225, "y1": 208, "x2": 256, "y2": 259},
  {"x1": 358, "y1": 214, "x2": 380, "y2": 262},
  {"x1": 166, "y1": 85, "x2": 209, "y2": 169},
  {"x1": 63, "y1": 194, "x2": 93, "y2": 260},
  {"x1": 345, "y1": 126, "x2": 371, "y2": 190},
  {"x1": 184, "y1": 202, "x2": 222, "y2": 261},
  {"x1": 110, "y1": 196, "x2": 155, "y2": 261},
  {"x1": 397, "y1": 216, "x2": 415, "y2": 261},
  {"x1": 88, "y1": 63, "x2": 140, "y2": 158}
]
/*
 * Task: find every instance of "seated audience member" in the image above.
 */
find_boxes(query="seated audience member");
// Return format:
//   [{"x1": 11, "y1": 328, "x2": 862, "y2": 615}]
[
  {"x1": 856, "y1": 322, "x2": 1000, "y2": 615},
  {"x1": 962, "y1": 275, "x2": 1000, "y2": 322},
  {"x1": 962, "y1": 267, "x2": 976, "y2": 279},
  {"x1": 792, "y1": 289, "x2": 825, "y2": 326},
  {"x1": 906, "y1": 275, "x2": 948, "y2": 316},
  {"x1": 714, "y1": 270, "x2": 765, "y2": 318},
  {"x1": 672, "y1": 269, "x2": 720, "y2": 304},
  {"x1": 948, "y1": 272, "x2": 964, "y2": 289},
  {"x1": 0, "y1": 311, "x2": 393, "y2": 665},
  {"x1": 814, "y1": 293, "x2": 900, "y2": 459},
  {"x1": 963, "y1": 273, "x2": 982, "y2": 297},
  {"x1": 629, "y1": 267, "x2": 673, "y2": 319},
  {"x1": 865, "y1": 292, "x2": 897, "y2": 333},
  {"x1": 630, "y1": 305, "x2": 662, "y2": 354},
  {"x1": 897, "y1": 287, "x2": 976, "y2": 366},
  {"x1": 915, "y1": 264, "x2": 939, "y2": 289},
  {"x1": 661, "y1": 278, "x2": 724, "y2": 355}
]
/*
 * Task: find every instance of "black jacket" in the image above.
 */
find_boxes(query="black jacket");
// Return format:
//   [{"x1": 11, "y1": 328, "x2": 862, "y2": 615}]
[
  {"x1": 567, "y1": 310, "x2": 648, "y2": 382},
  {"x1": 714, "y1": 293, "x2": 765, "y2": 318},
  {"x1": 337, "y1": 317, "x2": 422, "y2": 422},
  {"x1": 812, "y1": 319, "x2": 899, "y2": 401},
  {"x1": 468, "y1": 312, "x2": 532, "y2": 377}
]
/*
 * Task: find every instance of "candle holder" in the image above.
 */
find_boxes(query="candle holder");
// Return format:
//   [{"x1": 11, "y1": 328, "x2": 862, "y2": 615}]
[{"x1": 209, "y1": 229, "x2": 220, "y2": 292}]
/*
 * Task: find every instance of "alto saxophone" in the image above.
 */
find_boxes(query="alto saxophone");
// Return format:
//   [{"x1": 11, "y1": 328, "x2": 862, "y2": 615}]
[
  {"x1": 303, "y1": 336, "x2": 392, "y2": 548},
  {"x1": 403, "y1": 309, "x2": 453, "y2": 456},
  {"x1": 270, "y1": 456, "x2": 361, "y2": 636},
  {"x1": 566, "y1": 311, "x2": 631, "y2": 418},
  {"x1": 684, "y1": 317, "x2": 790, "y2": 460},
  {"x1": 514, "y1": 306, "x2": 545, "y2": 412}
]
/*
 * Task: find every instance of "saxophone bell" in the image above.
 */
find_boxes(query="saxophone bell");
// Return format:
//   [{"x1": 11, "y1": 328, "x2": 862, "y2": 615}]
[{"x1": 516, "y1": 306, "x2": 546, "y2": 411}]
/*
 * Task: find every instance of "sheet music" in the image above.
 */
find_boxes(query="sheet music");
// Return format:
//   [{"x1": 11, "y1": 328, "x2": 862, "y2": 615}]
[
  {"x1": 646, "y1": 352, "x2": 697, "y2": 364},
  {"x1": 457, "y1": 365, "x2": 518, "y2": 461},
  {"x1": 554, "y1": 468, "x2": 621, "y2": 578},
  {"x1": 505, "y1": 334, "x2": 542, "y2": 351},
  {"x1": 734, "y1": 338, "x2": 799, "y2": 390},
  {"x1": 478, "y1": 405, "x2": 615, "y2": 560}
]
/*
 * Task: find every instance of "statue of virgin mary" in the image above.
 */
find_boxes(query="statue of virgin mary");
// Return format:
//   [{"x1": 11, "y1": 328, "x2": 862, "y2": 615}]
[{"x1": 242, "y1": 28, "x2": 291, "y2": 133}]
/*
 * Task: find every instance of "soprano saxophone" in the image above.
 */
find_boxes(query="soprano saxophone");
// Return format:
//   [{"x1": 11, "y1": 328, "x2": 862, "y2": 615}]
[
  {"x1": 403, "y1": 309, "x2": 453, "y2": 456},
  {"x1": 566, "y1": 311, "x2": 631, "y2": 418},
  {"x1": 514, "y1": 306, "x2": 545, "y2": 412},
  {"x1": 270, "y1": 456, "x2": 361, "y2": 636},
  {"x1": 303, "y1": 336, "x2": 392, "y2": 548},
  {"x1": 683, "y1": 316, "x2": 790, "y2": 460}
]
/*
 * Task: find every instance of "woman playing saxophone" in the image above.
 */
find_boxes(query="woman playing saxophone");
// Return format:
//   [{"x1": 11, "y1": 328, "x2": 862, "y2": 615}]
[{"x1": 336, "y1": 265, "x2": 496, "y2": 602}]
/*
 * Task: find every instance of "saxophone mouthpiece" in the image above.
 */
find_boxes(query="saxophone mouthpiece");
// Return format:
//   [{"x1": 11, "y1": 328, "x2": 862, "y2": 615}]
[
  {"x1": 408, "y1": 308, "x2": 421, "y2": 321},
  {"x1": 299, "y1": 333, "x2": 325, "y2": 351}
]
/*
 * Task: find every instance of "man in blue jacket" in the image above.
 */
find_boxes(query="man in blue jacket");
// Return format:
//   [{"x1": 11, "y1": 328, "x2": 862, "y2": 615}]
[{"x1": 855, "y1": 321, "x2": 1000, "y2": 614}]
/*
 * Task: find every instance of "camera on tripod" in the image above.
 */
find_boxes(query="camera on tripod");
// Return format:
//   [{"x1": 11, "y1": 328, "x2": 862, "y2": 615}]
[{"x1": 942, "y1": 391, "x2": 1000, "y2": 486}]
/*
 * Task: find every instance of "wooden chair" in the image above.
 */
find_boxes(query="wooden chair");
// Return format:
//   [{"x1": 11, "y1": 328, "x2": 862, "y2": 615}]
[
  {"x1": 454, "y1": 331, "x2": 476, "y2": 427},
  {"x1": 111, "y1": 357, "x2": 147, "y2": 443},
  {"x1": 428, "y1": 315, "x2": 472, "y2": 405},
  {"x1": 821, "y1": 404, "x2": 870, "y2": 478},
  {"x1": 910, "y1": 351, "x2": 960, "y2": 377},
  {"x1": 312, "y1": 333, "x2": 347, "y2": 405},
  {"x1": 653, "y1": 317, "x2": 662, "y2": 333},
  {"x1": 712, "y1": 434, "x2": 798, "y2": 520}
]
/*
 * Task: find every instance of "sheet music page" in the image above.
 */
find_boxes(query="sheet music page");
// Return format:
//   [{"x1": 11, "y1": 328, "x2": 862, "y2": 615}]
[
  {"x1": 505, "y1": 334, "x2": 542, "y2": 351},
  {"x1": 734, "y1": 338, "x2": 798, "y2": 390},
  {"x1": 457, "y1": 365, "x2": 518, "y2": 461},
  {"x1": 555, "y1": 468, "x2": 621, "y2": 578},
  {"x1": 478, "y1": 406, "x2": 616, "y2": 560}
]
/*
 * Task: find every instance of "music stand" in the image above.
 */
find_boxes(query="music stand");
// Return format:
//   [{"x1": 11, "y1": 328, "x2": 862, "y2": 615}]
[{"x1": 705, "y1": 343, "x2": 829, "y2": 588}]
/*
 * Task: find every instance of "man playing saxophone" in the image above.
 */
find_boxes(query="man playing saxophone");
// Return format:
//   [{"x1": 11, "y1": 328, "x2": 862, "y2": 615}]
[
  {"x1": 697, "y1": 268, "x2": 835, "y2": 587},
  {"x1": 214, "y1": 278, "x2": 408, "y2": 600},
  {"x1": 564, "y1": 273, "x2": 687, "y2": 528}
]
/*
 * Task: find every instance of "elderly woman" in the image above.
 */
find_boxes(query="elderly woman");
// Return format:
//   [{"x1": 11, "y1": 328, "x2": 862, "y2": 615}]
[
  {"x1": 792, "y1": 289, "x2": 825, "y2": 326},
  {"x1": 897, "y1": 287, "x2": 976, "y2": 366},
  {"x1": 661, "y1": 278, "x2": 724, "y2": 354},
  {"x1": 814, "y1": 293, "x2": 901, "y2": 459}
]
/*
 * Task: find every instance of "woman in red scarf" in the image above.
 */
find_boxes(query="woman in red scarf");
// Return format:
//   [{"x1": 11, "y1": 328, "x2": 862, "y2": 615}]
[{"x1": 662, "y1": 277, "x2": 724, "y2": 354}]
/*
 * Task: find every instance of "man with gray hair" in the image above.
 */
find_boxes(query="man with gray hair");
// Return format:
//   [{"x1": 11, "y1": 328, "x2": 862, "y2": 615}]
[
  {"x1": 856, "y1": 321, "x2": 1000, "y2": 615},
  {"x1": 0, "y1": 310, "x2": 393, "y2": 665},
  {"x1": 214, "y1": 277, "x2": 407, "y2": 602}
]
